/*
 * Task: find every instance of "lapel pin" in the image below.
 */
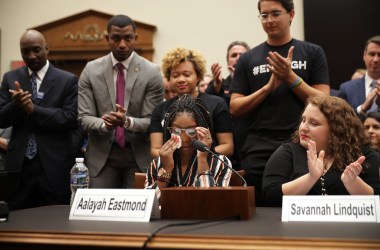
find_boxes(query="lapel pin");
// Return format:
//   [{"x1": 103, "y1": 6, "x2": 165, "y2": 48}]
[{"x1": 37, "y1": 92, "x2": 44, "y2": 99}]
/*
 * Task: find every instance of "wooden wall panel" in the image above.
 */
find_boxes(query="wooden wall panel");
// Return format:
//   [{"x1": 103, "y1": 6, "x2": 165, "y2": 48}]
[{"x1": 30, "y1": 9, "x2": 156, "y2": 76}]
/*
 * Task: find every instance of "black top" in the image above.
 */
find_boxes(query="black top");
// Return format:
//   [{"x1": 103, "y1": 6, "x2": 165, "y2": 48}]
[
  {"x1": 206, "y1": 75, "x2": 232, "y2": 105},
  {"x1": 263, "y1": 142, "x2": 380, "y2": 207},
  {"x1": 230, "y1": 39, "x2": 330, "y2": 138}
]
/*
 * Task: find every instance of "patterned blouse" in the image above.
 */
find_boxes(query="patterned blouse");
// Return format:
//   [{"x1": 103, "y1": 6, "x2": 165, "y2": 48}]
[{"x1": 145, "y1": 152, "x2": 232, "y2": 203}]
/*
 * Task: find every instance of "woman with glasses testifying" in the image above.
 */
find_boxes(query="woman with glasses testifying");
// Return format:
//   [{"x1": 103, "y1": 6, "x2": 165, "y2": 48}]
[
  {"x1": 146, "y1": 94, "x2": 232, "y2": 201},
  {"x1": 149, "y1": 47, "x2": 233, "y2": 159}
]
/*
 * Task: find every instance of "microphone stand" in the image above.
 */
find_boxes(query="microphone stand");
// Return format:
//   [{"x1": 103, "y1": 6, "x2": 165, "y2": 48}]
[{"x1": 191, "y1": 140, "x2": 247, "y2": 187}]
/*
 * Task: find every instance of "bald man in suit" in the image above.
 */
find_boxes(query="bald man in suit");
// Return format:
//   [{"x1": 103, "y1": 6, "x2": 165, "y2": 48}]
[
  {"x1": 78, "y1": 15, "x2": 163, "y2": 188},
  {"x1": 0, "y1": 30, "x2": 78, "y2": 210}
]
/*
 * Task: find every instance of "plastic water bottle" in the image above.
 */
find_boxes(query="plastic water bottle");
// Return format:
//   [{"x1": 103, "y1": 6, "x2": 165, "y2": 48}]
[{"x1": 70, "y1": 158, "x2": 89, "y2": 207}]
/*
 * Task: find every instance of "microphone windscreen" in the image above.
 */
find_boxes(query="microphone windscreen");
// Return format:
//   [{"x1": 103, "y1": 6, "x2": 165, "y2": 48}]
[{"x1": 191, "y1": 139, "x2": 206, "y2": 152}]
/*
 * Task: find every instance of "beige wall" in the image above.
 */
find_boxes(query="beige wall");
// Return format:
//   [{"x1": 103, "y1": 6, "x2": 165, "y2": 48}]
[{"x1": 0, "y1": 0, "x2": 304, "y2": 78}]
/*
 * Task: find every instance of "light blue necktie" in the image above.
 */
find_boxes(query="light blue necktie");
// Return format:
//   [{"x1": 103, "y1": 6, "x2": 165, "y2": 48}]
[
  {"x1": 368, "y1": 80, "x2": 378, "y2": 113},
  {"x1": 25, "y1": 72, "x2": 38, "y2": 159}
]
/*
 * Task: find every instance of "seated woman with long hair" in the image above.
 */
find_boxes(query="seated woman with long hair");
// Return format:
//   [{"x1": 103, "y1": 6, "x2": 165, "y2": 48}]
[
  {"x1": 263, "y1": 95, "x2": 380, "y2": 207},
  {"x1": 363, "y1": 112, "x2": 380, "y2": 153},
  {"x1": 145, "y1": 94, "x2": 232, "y2": 202}
]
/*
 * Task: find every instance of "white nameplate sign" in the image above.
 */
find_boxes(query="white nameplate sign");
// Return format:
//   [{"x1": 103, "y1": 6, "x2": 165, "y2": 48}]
[
  {"x1": 282, "y1": 195, "x2": 380, "y2": 223},
  {"x1": 69, "y1": 188, "x2": 160, "y2": 222}
]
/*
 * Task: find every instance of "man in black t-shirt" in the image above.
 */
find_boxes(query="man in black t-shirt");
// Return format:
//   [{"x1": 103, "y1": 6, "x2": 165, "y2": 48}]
[
  {"x1": 206, "y1": 41, "x2": 250, "y2": 105},
  {"x1": 206, "y1": 41, "x2": 250, "y2": 170},
  {"x1": 230, "y1": 0, "x2": 330, "y2": 206}
]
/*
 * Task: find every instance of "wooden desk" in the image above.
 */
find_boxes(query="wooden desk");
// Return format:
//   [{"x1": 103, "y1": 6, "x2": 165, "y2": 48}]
[{"x1": 0, "y1": 205, "x2": 379, "y2": 249}]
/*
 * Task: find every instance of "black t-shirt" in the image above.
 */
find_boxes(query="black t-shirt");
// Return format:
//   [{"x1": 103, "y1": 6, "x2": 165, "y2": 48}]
[
  {"x1": 206, "y1": 75, "x2": 232, "y2": 106},
  {"x1": 149, "y1": 92, "x2": 233, "y2": 144},
  {"x1": 230, "y1": 39, "x2": 330, "y2": 138}
]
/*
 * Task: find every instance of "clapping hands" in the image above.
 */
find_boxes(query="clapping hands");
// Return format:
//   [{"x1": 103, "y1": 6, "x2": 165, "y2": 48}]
[
  {"x1": 9, "y1": 81, "x2": 34, "y2": 114},
  {"x1": 102, "y1": 104, "x2": 127, "y2": 130}
]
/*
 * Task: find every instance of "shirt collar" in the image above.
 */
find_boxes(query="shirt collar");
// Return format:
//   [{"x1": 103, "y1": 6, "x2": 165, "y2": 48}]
[
  {"x1": 111, "y1": 52, "x2": 134, "y2": 70},
  {"x1": 28, "y1": 60, "x2": 49, "y2": 80},
  {"x1": 365, "y1": 73, "x2": 375, "y2": 88}
]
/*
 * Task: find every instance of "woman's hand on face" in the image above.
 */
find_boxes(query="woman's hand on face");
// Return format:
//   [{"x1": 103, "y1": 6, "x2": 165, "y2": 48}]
[
  {"x1": 306, "y1": 140, "x2": 325, "y2": 180},
  {"x1": 341, "y1": 156, "x2": 365, "y2": 184},
  {"x1": 194, "y1": 127, "x2": 212, "y2": 158},
  {"x1": 159, "y1": 135, "x2": 180, "y2": 168},
  {"x1": 195, "y1": 127, "x2": 212, "y2": 148}
]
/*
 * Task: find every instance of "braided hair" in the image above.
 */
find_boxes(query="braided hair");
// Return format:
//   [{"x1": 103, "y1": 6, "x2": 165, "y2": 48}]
[{"x1": 163, "y1": 94, "x2": 212, "y2": 141}]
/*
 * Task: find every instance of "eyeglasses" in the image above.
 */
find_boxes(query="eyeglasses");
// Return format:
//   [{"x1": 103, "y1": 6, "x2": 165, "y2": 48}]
[
  {"x1": 258, "y1": 11, "x2": 287, "y2": 22},
  {"x1": 168, "y1": 127, "x2": 197, "y2": 137}
]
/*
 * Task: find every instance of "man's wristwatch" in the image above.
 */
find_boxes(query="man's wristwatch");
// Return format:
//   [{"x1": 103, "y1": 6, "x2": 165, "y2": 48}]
[{"x1": 124, "y1": 117, "x2": 131, "y2": 128}]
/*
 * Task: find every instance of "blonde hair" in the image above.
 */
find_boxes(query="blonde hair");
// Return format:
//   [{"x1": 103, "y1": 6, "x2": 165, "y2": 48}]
[{"x1": 161, "y1": 47, "x2": 206, "y2": 84}]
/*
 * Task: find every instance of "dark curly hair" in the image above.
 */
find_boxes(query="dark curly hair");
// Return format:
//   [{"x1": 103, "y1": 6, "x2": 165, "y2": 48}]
[
  {"x1": 292, "y1": 95, "x2": 370, "y2": 171},
  {"x1": 161, "y1": 47, "x2": 206, "y2": 84}
]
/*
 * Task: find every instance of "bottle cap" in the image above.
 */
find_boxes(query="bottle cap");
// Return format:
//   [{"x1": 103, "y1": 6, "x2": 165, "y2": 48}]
[{"x1": 75, "y1": 158, "x2": 84, "y2": 163}]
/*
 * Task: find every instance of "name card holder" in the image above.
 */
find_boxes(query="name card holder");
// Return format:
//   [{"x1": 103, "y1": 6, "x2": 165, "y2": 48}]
[
  {"x1": 69, "y1": 189, "x2": 160, "y2": 222},
  {"x1": 282, "y1": 195, "x2": 380, "y2": 223},
  {"x1": 160, "y1": 186, "x2": 255, "y2": 220}
]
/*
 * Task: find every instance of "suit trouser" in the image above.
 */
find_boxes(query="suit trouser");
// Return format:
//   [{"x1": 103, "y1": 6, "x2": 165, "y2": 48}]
[
  {"x1": 8, "y1": 155, "x2": 70, "y2": 210},
  {"x1": 89, "y1": 144, "x2": 140, "y2": 189}
]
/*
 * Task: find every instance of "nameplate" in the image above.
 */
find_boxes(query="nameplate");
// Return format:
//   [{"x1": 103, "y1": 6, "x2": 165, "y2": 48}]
[
  {"x1": 69, "y1": 189, "x2": 160, "y2": 222},
  {"x1": 282, "y1": 195, "x2": 380, "y2": 223}
]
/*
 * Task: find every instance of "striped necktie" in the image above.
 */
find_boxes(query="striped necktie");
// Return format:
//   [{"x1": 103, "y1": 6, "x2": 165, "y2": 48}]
[{"x1": 25, "y1": 72, "x2": 38, "y2": 159}]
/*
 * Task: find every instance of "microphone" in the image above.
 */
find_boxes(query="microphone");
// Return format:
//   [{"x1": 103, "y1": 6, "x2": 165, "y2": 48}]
[{"x1": 191, "y1": 139, "x2": 247, "y2": 187}]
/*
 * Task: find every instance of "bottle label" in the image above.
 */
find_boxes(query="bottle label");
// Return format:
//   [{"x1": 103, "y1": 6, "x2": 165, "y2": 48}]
[{"x1": 71, "y1": 174, "x2": 89, "y2": 185}]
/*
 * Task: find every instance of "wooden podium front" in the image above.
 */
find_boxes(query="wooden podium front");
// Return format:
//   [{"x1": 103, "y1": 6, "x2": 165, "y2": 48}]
[{"x1": 160, "y1": 187, "x2": 255, "y2": 220}]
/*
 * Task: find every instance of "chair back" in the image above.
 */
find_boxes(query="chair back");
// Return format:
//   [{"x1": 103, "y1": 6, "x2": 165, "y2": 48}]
[{"x1": 134, "y1": 172, "x2": 146, "y2": 189}]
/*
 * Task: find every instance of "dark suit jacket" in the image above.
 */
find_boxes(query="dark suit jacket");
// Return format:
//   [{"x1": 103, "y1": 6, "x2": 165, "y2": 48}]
[
  {"x1": 0, "y1": 64, "x2": 78, "y2": 195},
  {"x1": 338, "y1": 77, "x2": 366, "y2": 110}
]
